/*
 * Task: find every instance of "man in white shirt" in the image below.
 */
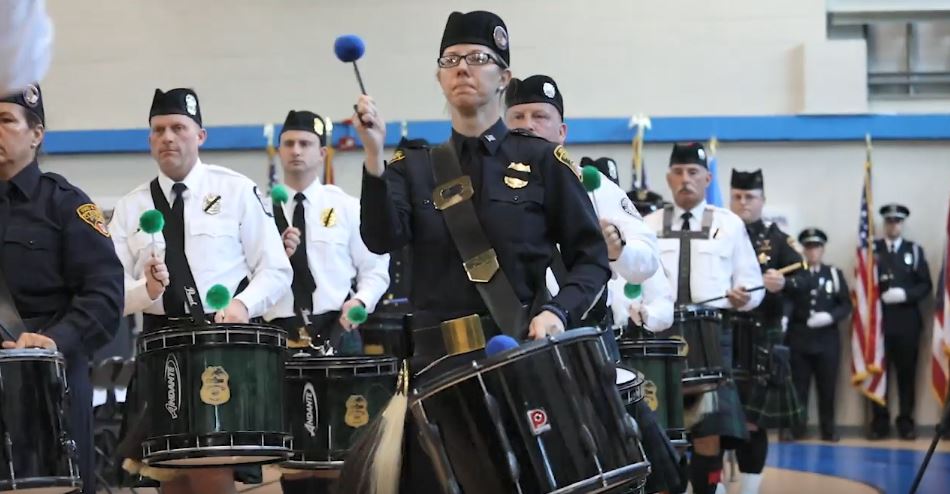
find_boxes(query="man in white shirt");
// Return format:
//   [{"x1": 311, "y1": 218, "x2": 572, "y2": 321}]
[
  {"x1": 266, "y1": 109, "x2": 389, "y2": 494},
  {"x1": 266, "y1": 110, "x2": 390, "y2": 356},
  {"x1": 644, "y1": 142, "x2": 763, "y2": 494},
  {"x1": 110, "y1": 88, "x2": 292, "y2": 494}
]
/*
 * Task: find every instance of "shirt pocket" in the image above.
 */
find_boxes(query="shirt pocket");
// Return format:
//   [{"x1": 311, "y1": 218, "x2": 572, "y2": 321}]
[
  {"x1": 693, "y1": 240, "x2": 732, "y2": 287},
  {"x1": 309, "y1": 223, "x2": 350, "y2": 270},
  {"x1": 188, "y1": 217, "x2": 242, "y2": 271},
  {"x1": 4, "y1": 226, "x2": 61, "y2": 286},
  {"x1": 485, "y1": 184, "x2": 545, "y2": 245}
]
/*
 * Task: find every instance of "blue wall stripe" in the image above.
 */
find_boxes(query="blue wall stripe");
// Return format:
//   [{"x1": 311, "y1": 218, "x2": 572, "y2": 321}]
[{"x1": 42, "y1": 114, "x2": 950, "y2": 155}]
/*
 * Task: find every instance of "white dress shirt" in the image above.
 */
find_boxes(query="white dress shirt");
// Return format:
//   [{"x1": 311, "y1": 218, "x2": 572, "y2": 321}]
[
  {"x1": 644, "y1": 201, "x2": 764, "y2": 311},
  {"x1": 110, "y1": 160, "x2": 293, "y2": 318},
  {"x1": 264, "y1": 180, "x2": 390, "y2": 319},
  {"x1": 608, "y1": 262, "x2": 675, "y2": 332},
  {"x1": 547, "y1": 171, "x2": 660, "y2": 306},
  {"x1": 1, "y1": 0, "x2": 53, "y2": 94}
]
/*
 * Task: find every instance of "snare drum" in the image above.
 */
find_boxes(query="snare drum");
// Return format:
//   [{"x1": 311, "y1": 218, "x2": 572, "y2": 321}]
[
  {"x1": 410, "y1": 328, "x2": 650, "y2": 494},
  {"x1": 0, "y1": 349, "x2": 81, "y2": 494},
  {"x1": 673, "y1": 306, "x2": 725, "y2": 394},
  {"x1": 138, "y1": 323, "x2": 292, "y2": 467},
  {"x1": 283, "y1": 354, "x2": 398, "y2": 470},
  {"x1": 616, "y1": 367, "x2": 645, "y2": 410},
  {"x1": 727, "y1": 311, "x2": 764, "y2": 381}
]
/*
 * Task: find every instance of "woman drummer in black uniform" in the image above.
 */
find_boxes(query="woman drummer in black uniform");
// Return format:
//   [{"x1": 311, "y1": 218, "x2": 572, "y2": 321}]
[{"x1": 348, "y1": 10, "x2": 611, "y2": 492}]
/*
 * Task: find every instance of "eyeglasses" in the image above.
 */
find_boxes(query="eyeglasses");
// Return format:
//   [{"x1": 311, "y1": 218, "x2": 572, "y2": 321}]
[{"x1": 437, "y1": 51, "x2": 507, "y2": 69}]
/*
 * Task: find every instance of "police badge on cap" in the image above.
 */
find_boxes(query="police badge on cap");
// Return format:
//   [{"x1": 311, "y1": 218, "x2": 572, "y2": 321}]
[
  {"x1": 669, "y1": 142, "x2": 708, "y2": 168},
  {"x1": 149, "y1": 88, "x2": 203, "y2": 126},
  {"x1": 441, "y1": 11, "x2": 510, "y2": 66},
  {"x1": 1, "y1": 83, "x2": 45, "y2": 125},
  {"x1": 505, "y1": 75, "x2": 564, "y2": 118},
  {"x1": 280, "y1": 110, "x2": 328, "y2": 146}
]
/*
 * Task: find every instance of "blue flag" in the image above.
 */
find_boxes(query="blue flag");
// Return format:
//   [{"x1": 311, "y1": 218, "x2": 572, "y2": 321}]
[{"x1": 706, "y1": 155, "x2": 724, "y2": 207}]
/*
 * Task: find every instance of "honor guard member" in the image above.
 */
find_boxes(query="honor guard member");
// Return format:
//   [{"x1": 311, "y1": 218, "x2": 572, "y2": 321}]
[
  {"x1": 728, "y1": 169, "x2": 804, "y2": 494},
  {"x1": 504, "y1": 78, "x2": 683, "y2": 493},
  {"x1": 264, "y1": 110, "x2": 390, "y2": 494},
  {"x1": 110, "y1": 88, "x2": 292, "y2": 494},
  {"x1": 644, "y1": 142, "x2": 764, "y2": 494},
  {"x1": 785, "y1": 229, "x2": 851, "y2": 441},
  {"x1": 352, "y1": 11, "x2": 610, "y2": 491},
  {"x1": 0, "y1": 85, "x2": 123, "y2": 494},
  {"x1": 870, "y1": 204, "x2": 932, "y2": 440}
]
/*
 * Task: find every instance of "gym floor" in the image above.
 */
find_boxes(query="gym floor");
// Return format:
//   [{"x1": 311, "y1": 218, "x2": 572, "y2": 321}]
[{"x1": 105, "y1": 436, "x2": 950, "y2": 494}]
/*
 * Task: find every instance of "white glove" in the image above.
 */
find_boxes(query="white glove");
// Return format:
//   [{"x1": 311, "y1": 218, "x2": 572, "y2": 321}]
[
  {"x1": 806, "y1": 311, "x2": 833, "y2": 328},
  {"x1": 628, "y1": 299, "x2": 645, "y2": 327},
  {"x1": 881, "y1": 287, "x2": 907, "y2": 305}
]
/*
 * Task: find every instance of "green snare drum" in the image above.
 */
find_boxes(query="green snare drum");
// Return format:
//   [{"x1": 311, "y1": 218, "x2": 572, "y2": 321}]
[
  {"x1": 283, "y1": 354, "x2": 398, "y2": 470},
  {"x1": 619, "y1": 334, "x2": 689, "y2": 449},
  {"x1": 138, "y1": 323, "x2": 291, "y2": 467}
]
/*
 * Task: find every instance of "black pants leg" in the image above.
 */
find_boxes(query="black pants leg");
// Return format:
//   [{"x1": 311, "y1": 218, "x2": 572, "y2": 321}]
[
  {"x1": 790, "y1": 348, "x2": 813, "y2": 437},
  {"x1": 887, "y1": 332, "x2": 920, "y2": 431},
  {"x1": 814, "y1": 335, "x2": 840, "y2": 436}
]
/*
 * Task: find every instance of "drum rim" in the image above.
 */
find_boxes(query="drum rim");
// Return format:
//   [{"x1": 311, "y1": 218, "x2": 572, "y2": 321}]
[
  {"x1": 410, "y1": 327, "x2": 602, "y2": 400},
  {"x1": 0, "y1": 476, "x2": 82, "y2": 488},
  {"x1": 616, "y1": 367, "x2": 645, "y2": 389},
  {"x1": 674, "y1": 305, "x2": 722, "y2": 318},
  {"x1": 548, "y1": 460, "x2": 651, "y2": 494},
  {"x1": 285, "y1": 354, "x2": 398, "y2": 370},
  {"x1": 140, "y1": 323, "x2": 287, "y2": 350},
  {"x1": 282, "y1": 459, "x2": 343, "y2": 470},
  {"x1": 0, "y1": 348, "x2": 65, "y2": 361},
  {"x1": 143, "y1": 447, "x2": 293, "y2": 467}
]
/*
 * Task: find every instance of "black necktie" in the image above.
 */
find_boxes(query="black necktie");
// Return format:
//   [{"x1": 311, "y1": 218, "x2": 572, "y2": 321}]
[
  {"x1": 681, "y1": 212, "x2": 692, "y2": 231},
  {"x1": 676, "y1": 212, "x2": 694, "y2": 304},
  {"x1": 290, "y1": 193, "x2": 316, "y2": 314},
  {"x1": 163, "y1": 183, "x2": 188, "y2": 316},
  {"x1": 889, "y1": 243, "x2": 896, "y2": 254}
]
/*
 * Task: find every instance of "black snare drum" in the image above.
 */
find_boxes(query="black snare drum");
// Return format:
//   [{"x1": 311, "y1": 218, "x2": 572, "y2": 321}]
[
  {"x1": 283, "y1": 354, "x2": 397, "y2": 470},
  {"x1": 409, "y1": 328, "x2": 650, "y2": 494},
  {"x1": 138, "y1": 323, "x2": 291, "y2": 467},
  {"x1": 727, "y1": 311, "x2": 765, "y2": 381},
  {"x1": 673, "y1": 306, "x2": 725, "y2": 394},
  {"x1": 0, "y1": 349, "x2": 81, "y2": 493}
]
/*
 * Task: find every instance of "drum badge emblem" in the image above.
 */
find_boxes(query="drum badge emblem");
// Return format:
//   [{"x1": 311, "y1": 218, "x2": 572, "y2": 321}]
[
  {"x1": 504, "y1": 163, "x2": 530, "y2": 189},
  {"x1": 303, "y1": 382, "x2": 319, "y2": 437},
  {"x1": 527, "y1": 408, "x2": 551, "y2": 435},
  {"x1": 644, "y1": 380, "x2": 659, "y2": 412},
  {"x1": 200, "y1": 366, "x2": 231, "y2": 406},
  {"x1": 164, "y1": 354, "x2": 181, "y2": 419},
  {"x1": 345, "y1": 395, "x2": 369, "y2": 428}
]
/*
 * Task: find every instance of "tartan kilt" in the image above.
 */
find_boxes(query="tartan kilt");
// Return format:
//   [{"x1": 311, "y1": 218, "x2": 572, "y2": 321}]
[
  {"x1": 737, "y1": 323, "x2": 804, "y2": 430},
  {"x1": 688, "y1": 323, "x2": 749, "y2": 441}
]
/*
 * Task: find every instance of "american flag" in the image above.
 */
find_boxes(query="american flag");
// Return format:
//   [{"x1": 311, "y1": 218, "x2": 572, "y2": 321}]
[
  {"x1": 931, "y1": 199, "x2": 950, "y2": 404},
  {"x1": 850, "y1": 158, "x2": 887, "y2": 404}
]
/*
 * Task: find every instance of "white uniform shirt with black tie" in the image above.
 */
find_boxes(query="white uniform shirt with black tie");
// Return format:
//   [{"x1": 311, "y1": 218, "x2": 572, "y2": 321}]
[
  {"x1": 264, "y1": 180, "x2": 391, "y2": 319},
  {"x1": 110, "y1": 159, "x2": 293, "y2": 317},
  {"x1": 644, "y1": 200, "x2": 764, "y2": 311}
]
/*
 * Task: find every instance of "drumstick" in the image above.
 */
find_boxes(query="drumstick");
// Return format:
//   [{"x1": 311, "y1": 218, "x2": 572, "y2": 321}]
[
  {"x1": 693, "y1": 260, "x2": 808, "y2": 306},
  {"x1": 0, "y1": 322, "x2": 16, "y2": 342}
]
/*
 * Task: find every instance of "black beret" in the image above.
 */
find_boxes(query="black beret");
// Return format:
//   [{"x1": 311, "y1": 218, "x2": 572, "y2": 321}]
[
  {"x1": 149, "y1": 88, "x2": 202, "y2": 127},
  {"x1": 280, "y1": 110, "x2": 327, "y2": 146},
  {"x1": 730, "y1": 169, "x2": 764, "y2": 190},
  {"x1": 1, "y1": 83, "x2": 44, "y2": 125},
  {"x1": 440, "y1": 11, "x2": 510, "y2": 66},
  {"x1": 669, "y1": 142, "x2": 707, "y2": 168},
  {"x1": 505, "y1": 75, "x2": 563, "y2": 118}
]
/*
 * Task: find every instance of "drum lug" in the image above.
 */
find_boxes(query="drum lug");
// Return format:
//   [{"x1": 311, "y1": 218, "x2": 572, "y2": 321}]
[
  {"x1": 623, "y1": 414, "x2": 641, "y2": 442},
  {"x1": 415, "y1": 420, "x2": 462, "y2": 494},
  {"x1": 483, "y1": 391, "x2": 521, "y2": 483},
  {"x1": 62, "y1": 434, "x2": 78, "y2": 460}
]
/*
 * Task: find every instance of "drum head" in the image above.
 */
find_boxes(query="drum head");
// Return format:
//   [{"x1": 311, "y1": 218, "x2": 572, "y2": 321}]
[
  {"x1": 0, "y1": 348, "x2": 64, "y2": 362},
  {"x1": 140, "y1": 323, "x2": 287, "y2": 353},
  {"x1": 616, "y1": 366, "x2": 641, "y2": 387},
  {"x1": 0, "y1": 477, "x2": 80, "y2": 494},
  {"x1": 152, "y1": 454, "x2": 283, "y2": 467},
  {"x1": 410, "y1": 327, "x2": 602, "y2": 400}
]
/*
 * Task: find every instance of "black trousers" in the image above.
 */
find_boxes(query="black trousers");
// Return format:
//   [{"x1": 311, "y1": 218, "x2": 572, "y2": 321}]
[
  {"x1": 789, "y1": 327, "x2": 839, "y2": 437},
  {"x1": 871, "y1": 331, "x2": 921, "y2": 431}
]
